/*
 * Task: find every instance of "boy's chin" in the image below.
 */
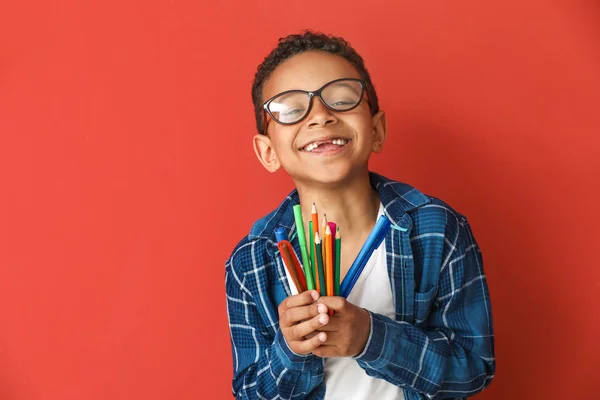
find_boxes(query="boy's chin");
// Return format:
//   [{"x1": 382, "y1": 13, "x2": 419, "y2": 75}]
[{"x1": 290, "y1": 166, "x2": 366, "y2": 187}]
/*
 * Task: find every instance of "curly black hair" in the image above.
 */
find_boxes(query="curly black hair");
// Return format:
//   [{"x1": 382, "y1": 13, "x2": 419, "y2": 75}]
[{"x1": 251, "y1": 30, "x2": 380, "y2": 134}]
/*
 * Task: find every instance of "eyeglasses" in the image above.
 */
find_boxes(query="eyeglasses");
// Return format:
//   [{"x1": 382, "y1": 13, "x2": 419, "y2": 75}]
[{"x1": 262, "y1": 78, "x2": 368, "y2": 134}]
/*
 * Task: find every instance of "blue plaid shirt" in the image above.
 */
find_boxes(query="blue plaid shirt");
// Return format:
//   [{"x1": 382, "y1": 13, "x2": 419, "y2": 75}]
[{"x1": 225, "y1": 172, "x2": 495, "y2": 399}]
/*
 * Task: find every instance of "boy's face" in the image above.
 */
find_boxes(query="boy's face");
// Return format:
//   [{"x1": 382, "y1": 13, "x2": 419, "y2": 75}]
[{"x1": 253, "y1": 51, "x2": 386, "y2": 186}]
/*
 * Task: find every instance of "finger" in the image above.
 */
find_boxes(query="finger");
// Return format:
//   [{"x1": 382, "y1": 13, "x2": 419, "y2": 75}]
[
  {"x1": 284, "y1": 302, "x2": 328, "y2": 325},
  {"x1": 312, "y1": 320, "x2": 339, "y2": 332},
  {"x1": 315, "y1": 331, "x2": 361, "y2": 357},
  {"x1": 316, "y1": 331, "x2": 342, "y2": 344},
  {"x1": 316, "y1": 296, "x2": 347, "y2": 312},
  {"x1": 304, "y1": 331, "x2": 318, "y2": 339},
  {"x1": 287, "y1": 313, "x2": 329, "y2": 340},
  {"x1": 293, "y1": 331, "x2": 328, "y2": 354},
  {"x1": 279, "y1": 291, "x2": 320, "y2": 316},
  {"x1": 307, "y1": 312, "x2": 341, "y2": 332}
]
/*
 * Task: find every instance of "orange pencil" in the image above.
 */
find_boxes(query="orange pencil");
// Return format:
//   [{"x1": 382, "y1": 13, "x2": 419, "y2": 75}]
[
  {"x1": 287, "y1": 242, "x2": 308, "y2": 292},
  {"x1": 325, "y1": 224, "x2": 334, "y2": 297},
  {"x1": 322, "y1": 213, "x2": 328, "y2": 257},
  {"x1": 278, "y1": 243, "x2": 303, "y2": 292},
  {"x1": 278, "y1": 241, "x2": 307, "y2": 292},
  {"x1": 312, "y1": 203, "x2": 320, "y2": 293},
  {"x1": 311, "y1": 203, "x2": 319, "y2": 237}
]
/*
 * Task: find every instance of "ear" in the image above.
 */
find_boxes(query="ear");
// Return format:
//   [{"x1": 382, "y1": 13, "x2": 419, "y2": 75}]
[
  {"x1": 371, "y1": 110, "x2": 387, "y2": 153},
  {"x1": 253, "y1": 134, "x2": 281, "y2": 173}
]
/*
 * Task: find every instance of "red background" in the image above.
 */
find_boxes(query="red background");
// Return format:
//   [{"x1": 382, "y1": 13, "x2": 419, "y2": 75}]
[{"x1": 1, "y1": 1, "x2": 598, "y2": 399}]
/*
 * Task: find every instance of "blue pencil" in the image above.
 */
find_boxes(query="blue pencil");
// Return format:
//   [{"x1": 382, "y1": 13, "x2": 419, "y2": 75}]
[
  {"x1": 340, "y1": 215, "x2": 391, "y2": 298},
  {"x1": 275, "y1": 226, "x2": 288, "y2": 243}
]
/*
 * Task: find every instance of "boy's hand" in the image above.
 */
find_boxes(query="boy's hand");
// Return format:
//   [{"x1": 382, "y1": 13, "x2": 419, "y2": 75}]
[
  {"x1": 278, "y1": 290, "x2": 330, "y2": 355},
  {"x1": 312, "y1": 296, "x2": 371, "y2": 358}
]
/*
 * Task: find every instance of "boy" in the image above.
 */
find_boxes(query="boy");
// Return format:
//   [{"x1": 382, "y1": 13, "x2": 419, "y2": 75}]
[{"x1": 225, "y1": 31, "x2": 495, "y2": 400}]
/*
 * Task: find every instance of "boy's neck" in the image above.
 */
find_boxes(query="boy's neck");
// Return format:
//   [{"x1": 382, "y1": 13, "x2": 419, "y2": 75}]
[{"x1": 294, "y1": 170, "x2": 380, "y2": 238}]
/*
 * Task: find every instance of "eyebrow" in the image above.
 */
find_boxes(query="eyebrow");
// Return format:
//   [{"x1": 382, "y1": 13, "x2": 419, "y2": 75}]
[
  {"x1": 271, "y1": 80, "x2": 361, "y2": 101},
  {"x1": 332, "y1": 82, "x2": 361, "y2": 95},
  {"x1": 271, "y1": 90, "x2": 306, "y2": 103}
]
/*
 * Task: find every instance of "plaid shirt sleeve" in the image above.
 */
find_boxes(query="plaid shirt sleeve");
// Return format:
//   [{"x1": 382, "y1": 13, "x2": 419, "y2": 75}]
[
  {"x1": 225, "y1": 238, "x2": 324, "y2": 399},
  {"x1": 354, "y1": 213, "x2": 495, "y2": 399}
]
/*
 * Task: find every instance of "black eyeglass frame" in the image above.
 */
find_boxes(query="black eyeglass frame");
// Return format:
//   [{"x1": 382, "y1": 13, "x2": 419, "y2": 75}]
[{"x1": 261, "y1": 78, "x2": 369, "y2": 135}]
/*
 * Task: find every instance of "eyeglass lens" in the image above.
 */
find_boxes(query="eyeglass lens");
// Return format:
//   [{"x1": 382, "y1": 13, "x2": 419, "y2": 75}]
[{"x1": 267, "y1": 79, "x2": 364, "y2": 124}]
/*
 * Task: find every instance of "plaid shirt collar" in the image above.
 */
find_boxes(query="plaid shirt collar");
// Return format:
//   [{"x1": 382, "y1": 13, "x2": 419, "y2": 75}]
[{"x1": 248, "y1": 171, "x2": 431, "y2": 242}]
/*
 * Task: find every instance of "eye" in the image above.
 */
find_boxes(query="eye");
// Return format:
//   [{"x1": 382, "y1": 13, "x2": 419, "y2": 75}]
[
  {"x1": 331, "y1": 99, "x2": 355, "y2": 107},
  {"x1": 282, "y1": 107, "x2": 305, "y2": 116},
  {"x1": 329, "y1": 98, "x2": 357, "y2": 108}
]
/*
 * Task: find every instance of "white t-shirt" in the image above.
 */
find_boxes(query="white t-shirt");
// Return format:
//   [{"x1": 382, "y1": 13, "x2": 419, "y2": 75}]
[{"x1": 324, "y1": 204, "x2": 405, "y2": 400}]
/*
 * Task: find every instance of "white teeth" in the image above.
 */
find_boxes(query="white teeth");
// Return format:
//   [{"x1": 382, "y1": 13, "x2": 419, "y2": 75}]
[
  {"x1": 304, "y1": 143, "x2": 318, "y2": 152},
  {"x1": 303, "y1": 138, "x2": 348, "y2": 152}
]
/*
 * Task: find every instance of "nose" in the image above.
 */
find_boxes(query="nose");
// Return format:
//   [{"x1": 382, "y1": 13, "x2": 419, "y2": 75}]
[{"x1": 305, "y1": 97, "x2": 337, "y2": 128}]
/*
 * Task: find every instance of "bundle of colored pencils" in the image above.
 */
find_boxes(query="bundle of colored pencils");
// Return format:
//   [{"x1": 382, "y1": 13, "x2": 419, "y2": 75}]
[
  {"x1": 275, "y1": 204, "x2": 341, "y2": 299},
  {"x1": 310, "y1": 204, "x2": 341, "y2": 298},
  {"x1": 277, "y1": 203, "x2": 392, "y2": 301}
]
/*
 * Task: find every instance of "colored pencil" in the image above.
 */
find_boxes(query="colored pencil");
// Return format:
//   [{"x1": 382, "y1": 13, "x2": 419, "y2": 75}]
[
  {"x1": 311, "y1": 203, "x2": 319, "y2": 238},
  {"x1": 314, "y1": 233, "x2": 327, "y2": 296},
  {"x1": 275, "y1": 226, "x2": 287, "y2": 243},
  {"x1": 293, "y1": 205, "x2": 315, "y2": 290},
  {"x1": 278, "y1": 241, "x2": 306, "y2": 292},
  {"x1": 328, "y1": 222, "x2": 337, "y2": 240},
  {"x1": 325, "y1": 225, "x2": 334, "y2": 297},
  {"x1": 334, "y1": 226, "x2": 341, "y2": 296},
  {"x1": 340, "y1": 215, "x2": 391, "y2": 298},
  {"x1": 322, "y1": 213, "x2": 328, "y2": 258},
  {"x1": 328, "y1": 222, "x2": 337, "y2": 284},
  {"x1": 309, "y1": 221, "x2": 319, "y2": 293},
  {"x1": 311, "y1": 203, "x2": 319, "y2": 292}
]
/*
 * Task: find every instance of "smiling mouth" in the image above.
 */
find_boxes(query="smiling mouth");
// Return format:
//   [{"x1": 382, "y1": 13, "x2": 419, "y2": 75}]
[{"x1": 300, "y1": 138, "x2": 351, "y2": 152}]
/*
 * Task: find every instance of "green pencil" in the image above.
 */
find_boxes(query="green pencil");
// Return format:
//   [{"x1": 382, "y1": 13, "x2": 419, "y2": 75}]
[
  {"x1": 309, "y1": 221, "x2": 316, "y2": 289},
  {"x1": 315, "y1": 233, "x2": 327, "y2": 296},
  {"x1": 293, "y1": 205, "x2": 315, "y2": 291},
  {"x1": 335, "y1": 226, "x2": 341, "y2": 296}
]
